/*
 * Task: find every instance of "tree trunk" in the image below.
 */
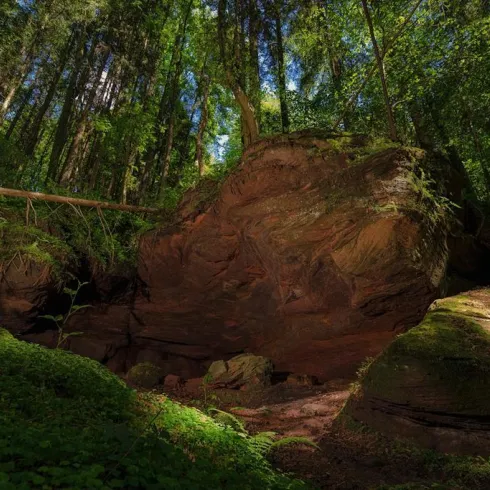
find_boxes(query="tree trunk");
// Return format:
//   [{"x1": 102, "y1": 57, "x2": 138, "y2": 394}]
[
  {"x1": 5, "y1": 86, "x2": 34, "y2": 139},
  {"x1": 274, "y1": 1, "x2": 290, "y2": 133},
  {"x1": 218, "y1": 0, "x2": 259, "y2": 146},
  {"x1": 333, "y1": 0, "x2": 424, "y2": 131},
  {"x1": 156, "y1": 1, "x2": 193, "y2": 201},
  {"x1": 0, "y1": 186, "x2": 159, "y2": 213},
  {"x1": 47, "y1": 30, "x2": 88, "y2": 182},
  {"x1": 59, "y1": 49, "x2": 110, "y2": 185},
  {"x1": 248, "y1": 0, "x2": 262, "y2": 128},
  {"x1": 195, "y1": 75, "x2": 211, "y2": 177},
  {"x1": 361, "y1": 0, "x2": 397, "y2": 141},
  {"x1": 25, "y1": 30, "x2": 77, "y2": 157}
]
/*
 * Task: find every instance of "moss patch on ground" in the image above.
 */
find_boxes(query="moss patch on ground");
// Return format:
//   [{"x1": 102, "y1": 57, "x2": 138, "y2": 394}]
[{"x1": 0, "y1": 329, "x2": 306, "y2": 489}]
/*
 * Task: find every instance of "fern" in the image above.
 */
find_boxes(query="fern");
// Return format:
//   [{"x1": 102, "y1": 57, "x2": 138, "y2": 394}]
[
  {"x1": 209, "y1": 408, "x2": 247, "y2": 434},
  {"x1": 209, "y1": 409, "x2": 318, "y2": 456},
  {"x1": 251, "y1": 431, "x2": 276, "y2": 455}
]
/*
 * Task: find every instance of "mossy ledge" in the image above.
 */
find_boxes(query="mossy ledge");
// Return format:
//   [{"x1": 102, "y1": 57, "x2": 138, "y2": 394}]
[{"x1": 345, "y1": 289, "x2": 490, "y2": 456}]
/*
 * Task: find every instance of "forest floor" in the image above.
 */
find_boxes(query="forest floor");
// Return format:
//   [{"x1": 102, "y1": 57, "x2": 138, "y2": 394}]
[{"x1": 169, "y1": 380, "x2": 490, "y2": 490}]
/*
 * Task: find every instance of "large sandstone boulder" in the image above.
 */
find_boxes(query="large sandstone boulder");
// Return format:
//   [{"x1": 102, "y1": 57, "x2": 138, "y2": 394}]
[
  {"x1": 129, "y1": 132, "x2": 454, "y2": 379},
  {"x1": 345, "y1": 289, "x2": 490, "y2": 455}
]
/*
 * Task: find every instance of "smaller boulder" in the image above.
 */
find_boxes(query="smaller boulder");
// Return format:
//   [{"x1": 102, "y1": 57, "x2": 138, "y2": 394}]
[
  {"x1": 286, "y1": 373, "x2": 319, "y2": 387},
  {"x1": 126, "y1": 362, "x2": 163, "y2": 389},
  {"x1": 185, "y1": 377, "x2": 204, "y2": 395},
  {"x1": 164, "y1": 374, "x2": 183, "y2": 391},
  {"x1": 206, "y1": 353, "x2": 273, "y2": 389}
]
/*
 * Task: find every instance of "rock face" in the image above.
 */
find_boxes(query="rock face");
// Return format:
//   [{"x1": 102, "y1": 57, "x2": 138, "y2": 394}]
[
  {"x1": 345, "y1": 289, "x2": 490, "y2": 455},
  {"x1": 127, "y1": 133, "x2": 451, "y2": 380},
  {"x1": 3, "y1": 132, "x2": 477, "y2": 380},
  {"x1": 0, "y1": 258, "x2": 54, "y2": 333}
]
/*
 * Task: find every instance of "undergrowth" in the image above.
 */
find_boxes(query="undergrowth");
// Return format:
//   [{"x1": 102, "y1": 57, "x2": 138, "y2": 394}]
[
  {"x1": 0, "y1": 329, "x2": 307, "y2": 489},
  {"x1": 208, "y1": 408, "x2": 319, "y2": 456},
  {"x1": 0, "y1": 195, "x2": 155, "y2": 279}
]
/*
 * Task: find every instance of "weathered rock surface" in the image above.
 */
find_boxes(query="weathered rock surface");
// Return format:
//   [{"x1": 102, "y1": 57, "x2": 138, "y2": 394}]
[
  {"x1": 207, "y1": 353, "x2": 273, "y2": 389},
  {"x1": 0, "y1": 258, "x2": 55, "y2": 333},
  {"x1": 286, "y1": 374, "x2": 319, "y2": 387},
  {"x1": 163, "y1": 374, "x2": 184, "y2": 390},
  {"x1": 345, "y1": 289, "x2": 490, "y2": 455}
]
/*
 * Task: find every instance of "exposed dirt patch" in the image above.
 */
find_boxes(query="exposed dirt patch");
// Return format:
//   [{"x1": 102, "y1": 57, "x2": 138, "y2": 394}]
[{"x1": 167, "y1": 377, "x2": 490, "y2": 489}]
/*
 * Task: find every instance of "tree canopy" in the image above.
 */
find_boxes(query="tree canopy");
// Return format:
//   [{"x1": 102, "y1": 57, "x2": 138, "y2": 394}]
[{"x1": 0, "y1": 0, "x2": 489, "y2": 207}]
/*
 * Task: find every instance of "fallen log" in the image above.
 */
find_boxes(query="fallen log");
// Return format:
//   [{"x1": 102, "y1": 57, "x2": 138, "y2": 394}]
[{"x1": 0, "y1": 187, "x2": 160, "y2": 214}]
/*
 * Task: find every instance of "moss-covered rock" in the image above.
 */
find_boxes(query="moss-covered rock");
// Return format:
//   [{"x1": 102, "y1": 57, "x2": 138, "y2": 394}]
[
  {"x1": 126, "y1": 362, "x2": 164, "y2": 388},
  {"x1": 345, "y1": 289, "x2": 490, "y2": 455},
  {"x1": 207, "y1": 354, "x2": 273, "y2": 389}
]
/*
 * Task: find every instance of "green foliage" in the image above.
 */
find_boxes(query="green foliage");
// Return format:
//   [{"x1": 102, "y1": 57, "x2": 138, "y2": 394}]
[
  {"x1": 208, "y1": 409, "x2": 318, "y2": 456},
  {"x1": 269, "y1": 437, "x2": 320, "y2": 452},
  {"x1": 0, "y1": 203, "x2": 74, "y2": 279},
  {"x1": 40, "y1": 279, "x2": 89, "y2": 348},
  {"x1": 0, "y1": 195, "x2": 155, "y2": 275},
  {"x1": 209, "y1": 408, "x2": 247, "y2": 434},
  {"x1": 0, "y1": 329, "x2": 307, "y2": 489},
  {"x1": 407, "y1": 167, "x2": 458, "y2": 229}
]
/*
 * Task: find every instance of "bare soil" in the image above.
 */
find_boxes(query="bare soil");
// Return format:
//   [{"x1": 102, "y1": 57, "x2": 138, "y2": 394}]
[{"x1": 169, "y1": 379, "x2": 489, "y2": 490}]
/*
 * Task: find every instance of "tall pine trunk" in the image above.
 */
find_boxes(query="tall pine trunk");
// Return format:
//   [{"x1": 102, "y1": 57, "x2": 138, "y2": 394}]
[
  {"x1": 195, "y1": 75, "x2": 211, "y2": 177},
  {"x1": 361, "y1": 0, "x2": 397, "y2": 141},
  {"x1": 47, "y1": 29, "x2": 88, "y2": 182},
  {"x1": 25, "y1": 30, "x2": 77, "y2": 157}
]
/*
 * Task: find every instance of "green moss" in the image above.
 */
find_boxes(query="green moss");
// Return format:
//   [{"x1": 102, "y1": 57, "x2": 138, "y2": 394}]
[
  {"x1": 0, "y1": 329, "x2": 307, "y2": 489},
  {"x1": 0, "y1": 220, "x2": 74, "y2": 280},
  {"x1": 344, "y1": 136, "x2": 401, "y2": 165}
]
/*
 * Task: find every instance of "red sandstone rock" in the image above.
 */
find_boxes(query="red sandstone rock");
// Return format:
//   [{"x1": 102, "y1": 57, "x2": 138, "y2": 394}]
[
  {"x1": 286, "y1": 374, "x2": 319, "y2": 387},
  {"x1": 130, "y1": 134, "x2": 451, "y2": 380},
  {"x1": 0, "y1": 259, "x2": 54, "y2": 333},
  {"x1": 184, "y1": 377, "x2": 204, "y2": 395},
  {"x1": 164, "y1": 374, "x2": 183, "y2": 390}
]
